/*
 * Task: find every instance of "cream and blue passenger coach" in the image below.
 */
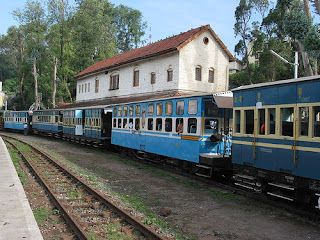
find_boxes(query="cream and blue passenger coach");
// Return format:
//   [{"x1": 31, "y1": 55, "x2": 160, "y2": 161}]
[
  {"x1": 232, "y1": 75, "x2": 320, "y2": 206},
  {"x1": 111, "y1": 93, "x2": 232, "y2": 174}
]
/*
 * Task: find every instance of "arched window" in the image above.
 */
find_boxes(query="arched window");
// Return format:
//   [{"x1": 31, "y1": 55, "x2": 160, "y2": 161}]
[
  {"x1": 195, "y1": 66, "x2": 202, "y2": 81},
  {"x1": 133, "y1": 67, "x2": 139, "y2": 87},
  {"x1": 167, "y1": 68, "x2": 173, "y2": 82},
  {"x1": 208, "y1": 68, "x2": 215, "y2": 83}
]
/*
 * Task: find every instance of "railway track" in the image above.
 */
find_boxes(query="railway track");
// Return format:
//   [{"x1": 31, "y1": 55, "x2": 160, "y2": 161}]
[{"x1": 2, "y1": 135, "x2": 169, "y2": 240}]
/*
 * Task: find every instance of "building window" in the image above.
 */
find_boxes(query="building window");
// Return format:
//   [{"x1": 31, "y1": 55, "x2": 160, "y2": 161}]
[
  {"x1": 88, "y1": 83, "x2": 90, "y2": 92},
  {"x1": 85, "y1": 83, "x2": 87, "y2": 92},
  {"x1": 95, "y1": 78, "x2": 99, "y2": 93},
  {"x1": 195, "y1": 66, "x2": 201, "y2": 81},
  {"x1": 208, "y1": 68, "x2": 214, "y2": 83},
  {"x1": 82, "y1": 84, "x2": 84, "y2": 93},
  {"x1": 133, "y1": 70, "x2": 139, "y2": 87},
  {"x1": 167, "y1": 69, "x2": 173, "y2": 82},
  {"x1": 78, "y1": 85, "x2": 81, "y2": 94},
  {"x1": 151, "y1": 72, "x2": 156, "y2": 84},
  {"x1": 110, "y1": 74, "x2": 119, "y2": 90}
]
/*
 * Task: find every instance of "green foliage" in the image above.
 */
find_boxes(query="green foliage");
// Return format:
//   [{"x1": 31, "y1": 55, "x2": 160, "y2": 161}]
[
  {"x1": 0, "y1": 0, "x2": 147, "y2": 109},
  {"x1": 283, "y1": 11, "x2": 312, "y2": 41},
  {"x1": 33, "y1": 207, "x2": 50, "y2": 225},
  {"x1": 2, "y1": 78, "x2": 19, "y2": 94}
]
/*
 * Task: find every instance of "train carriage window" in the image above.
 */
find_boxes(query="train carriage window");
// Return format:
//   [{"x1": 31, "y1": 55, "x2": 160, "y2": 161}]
[
  {"x1": 129, "y1": 106, "x2": 134, "y2": 116},
  {"x1": 205, "y1": 101, "x2": 219, "y2": 116},
  {"x1": 156, "y1": 118, "x2": 162, "y2": 131},
  {"x1": 204, "y1": 119, "x2": 218, "y2": 134},
  {"x1": 165, "y1": 118, "x2": 172, "y2": 132},
  {"x1": 156, "y1": 103, "x2": 163, "y2": 116},
  {"x1": 281, "y1": 107, "x2": 294, "y2": 137},
  {"x1": 267, "y1": 108, "x2": 276, "y2": 135},
  {"x1": 245, "y1": 110, "x2": 254, "y2": 134},
  {"x1": 113, "y1": 108, "x2": 117, "y2": 117},
  {"x1": 299, "y1": 107, "x2": 309, "y2": 136},
  {"x1": 113, "y1": 119, "x2": 117, "y2": 128},
  {"x1": 165, "y1": 102, "x2": 173, "y2": 115},
  {"x1": 142, "y1": 108, "x2": 146, "y2": 128},
  {"x1": 258, "y1": 109, "x2": 266, "y2": 135},
  {"x1": 235, "y1": 110, "x2": 241, "y2": 133},
  {"x1": 188, "y1": 118, "x2": 197, "y2": 133},
  {"x1": 123, "y1": 119, "x2": 127, "y2": 128},
  {"x1": 118, "y1": 119, "x2": 122, "y2": 128},
  {"x1": 176, "y1": 118, "x2": 184, "y2": 134},
  {"x1": 313, "y1": 106, "x2": 320, "y2": 137},
  {"x1": 128, "y1": 118, "x2": 133, "y2": 129},
  {"x1": 118, "y1": 107, "x2": 122, "y2": 117},
  {"x1": 135, "y1": 118, "x2": 140, "y2": 130},
  {"x1": 148, "y1": 118, "x2": 153, "y2": 130},
  {"x1": 148, "y1": 104, "x2": 154, "y2": 116},
  {"x1": 188, "y1": 100, "x2": 197, "y2": 115},
  {"x1": 135, "y1": 105, "x2": 141, "y2": 116},
  {"x1": 176, "y1": 101, "x2": 184, "y2": 115},
  {"x1": 123, "y1": 106, "x2": 128, "y2": 117}
]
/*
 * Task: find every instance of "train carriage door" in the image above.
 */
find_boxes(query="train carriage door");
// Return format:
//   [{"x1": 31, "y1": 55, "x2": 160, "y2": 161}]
[
  {"x1": 102, "y1": 108, "x2": 112, "y2": 138},
  {"x1": 75, "y1": 110, "x2": 83, "y2": 135},
  {"x1": 139, "y1": 106, "x2": 146, "y2": 150}
]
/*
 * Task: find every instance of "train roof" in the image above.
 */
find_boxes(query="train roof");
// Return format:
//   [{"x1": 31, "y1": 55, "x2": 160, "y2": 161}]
[
  {"x1": 56, "y1": 91, "x2": 216, "y2": 111},
  {"x1": 231, "y1": 75, "x2": 320, "y2": 92}
]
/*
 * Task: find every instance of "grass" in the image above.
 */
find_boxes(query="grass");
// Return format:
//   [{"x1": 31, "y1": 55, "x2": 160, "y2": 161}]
[
  {"x1": 6, "y1": 146, "x2": 29, "y2": 185},
  {"x1": 33, "y1": 207, "x2": 51, "y2": 226}
]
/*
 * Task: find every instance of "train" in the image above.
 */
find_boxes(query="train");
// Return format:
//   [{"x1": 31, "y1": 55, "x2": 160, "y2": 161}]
[{"x1": 1, "y1": 75, "x2": 320, "y2": 210}]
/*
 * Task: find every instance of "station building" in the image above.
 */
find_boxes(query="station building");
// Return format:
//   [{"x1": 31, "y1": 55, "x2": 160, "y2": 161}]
[{"x1": 74, "y1": 25, "x2": 235, "y2": 103}]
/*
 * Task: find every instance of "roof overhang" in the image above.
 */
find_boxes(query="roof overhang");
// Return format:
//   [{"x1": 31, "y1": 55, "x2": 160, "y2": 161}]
[{"x1": 213, "y1": 91, "x2": 233, "y2": 108}]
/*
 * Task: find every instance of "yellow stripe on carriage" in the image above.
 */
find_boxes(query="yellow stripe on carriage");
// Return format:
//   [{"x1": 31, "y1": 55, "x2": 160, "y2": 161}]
[{"x1": 233, "y1": 140, "x2": 320, "y2": 153}]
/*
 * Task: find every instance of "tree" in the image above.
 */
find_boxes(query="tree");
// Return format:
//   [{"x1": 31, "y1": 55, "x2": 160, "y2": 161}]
[
  {"x1": 234, "y1": 0, "x2": 270, "y2": 84},
  {"x1": 112, "y1": 4, "x2": 147, "y2": 53}
]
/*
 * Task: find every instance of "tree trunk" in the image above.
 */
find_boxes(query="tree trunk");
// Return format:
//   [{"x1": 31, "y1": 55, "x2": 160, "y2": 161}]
[
  {"x1": 304, "y1": 0, "x2": 312, "y2": 17},
  {"x1": 297, "y1": 40, "x2": 314, "y2": 76},
  {"x1": 19, "y1": 73, "x2": 25, "y2": 106},
  {"x1": 33, "y1": 57, "x2": 38, "y2": 110},
  {"x1": 52, "y1": 56, "x2": 57, "y2": 108},
  {"x1": 315, "y1": 0, "x2": 320, "y2": 15},
  {"x1": 64, "y1": 79, "x2": 72, "y2": 103}
]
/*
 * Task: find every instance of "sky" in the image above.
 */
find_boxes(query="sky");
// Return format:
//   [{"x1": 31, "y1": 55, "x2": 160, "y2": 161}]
[{"x1": 0, "y1": 0, "x2": 255, "y2": 57}]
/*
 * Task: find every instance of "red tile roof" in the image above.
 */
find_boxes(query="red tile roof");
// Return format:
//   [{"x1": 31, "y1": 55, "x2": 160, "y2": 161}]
[{"x1": 75, "y1": 25, "x2": 234, "y2": 79}]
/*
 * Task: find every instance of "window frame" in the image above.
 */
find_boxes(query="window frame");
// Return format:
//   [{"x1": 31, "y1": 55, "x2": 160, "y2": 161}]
[{"x1": 133, "y1": 70, "x2": 139, "y2": 87}]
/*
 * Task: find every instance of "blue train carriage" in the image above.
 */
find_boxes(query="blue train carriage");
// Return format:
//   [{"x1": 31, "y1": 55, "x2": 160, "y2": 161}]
[
  {"x1": 4, "y1": 110, "x2": 32, "y2": 134},
  {"x1": 111, "y1": 93, "x2": 232, "y2": 177},
  {"x1": 0, "y1": 110, "x2": 4, "y2": 130},
  {"x1": 62, "y1": 109, "x2": 76, "y2": 140},
  {"x1": 84, "y1": 108, "x2": 112, "y2": 145},
  {"x1": 232, "y1": 75, "x2": 320, "y2": 209},
  {"x1": 33, "y1": 110, "x2": 63, "y2": 136}
]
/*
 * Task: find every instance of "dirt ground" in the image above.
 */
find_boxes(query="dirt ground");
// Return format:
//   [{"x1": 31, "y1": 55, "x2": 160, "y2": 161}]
[{"x1": 8, "y1": 133, "x2": 320, "y2": 240}]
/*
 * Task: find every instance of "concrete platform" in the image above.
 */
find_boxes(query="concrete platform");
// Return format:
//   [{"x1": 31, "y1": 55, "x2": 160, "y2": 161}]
[{"x1": 0, "y1": 137, "x2": 43, "y2": 240}]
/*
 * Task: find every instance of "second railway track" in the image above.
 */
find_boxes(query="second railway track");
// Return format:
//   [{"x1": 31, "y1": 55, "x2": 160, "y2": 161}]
[{"x1": 3, "y1": 135, "x2": 170, "y2": 240}]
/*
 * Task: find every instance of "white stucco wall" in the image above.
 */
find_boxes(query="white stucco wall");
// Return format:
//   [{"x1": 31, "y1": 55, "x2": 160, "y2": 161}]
[
  {"x1": 178, "y1": 31, "x2": 230, "y2": 93},
  {"x1": 76, "y1": 53, "x2": 180, "y2": 102}
]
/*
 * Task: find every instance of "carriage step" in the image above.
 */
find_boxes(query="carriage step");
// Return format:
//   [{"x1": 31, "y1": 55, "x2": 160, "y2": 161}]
[
  {"x1": 268, "y1": 182, "x2": 295, "y2": 191},
  {"x1": 195, "y1": 173, "x2": 212, "y2": 178},
  {"x1": 267, "y1": 192, "x2": 294, "y2": 201},
  {"x1": 196, "y1": 164, "x2": 212, "y2": 170},
  {"x1": 234, "y1": 174, "x2": 255, "y2": 181},
  {"x1": 234, "y1": 182, "x2": 254, "y2": 190}
]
